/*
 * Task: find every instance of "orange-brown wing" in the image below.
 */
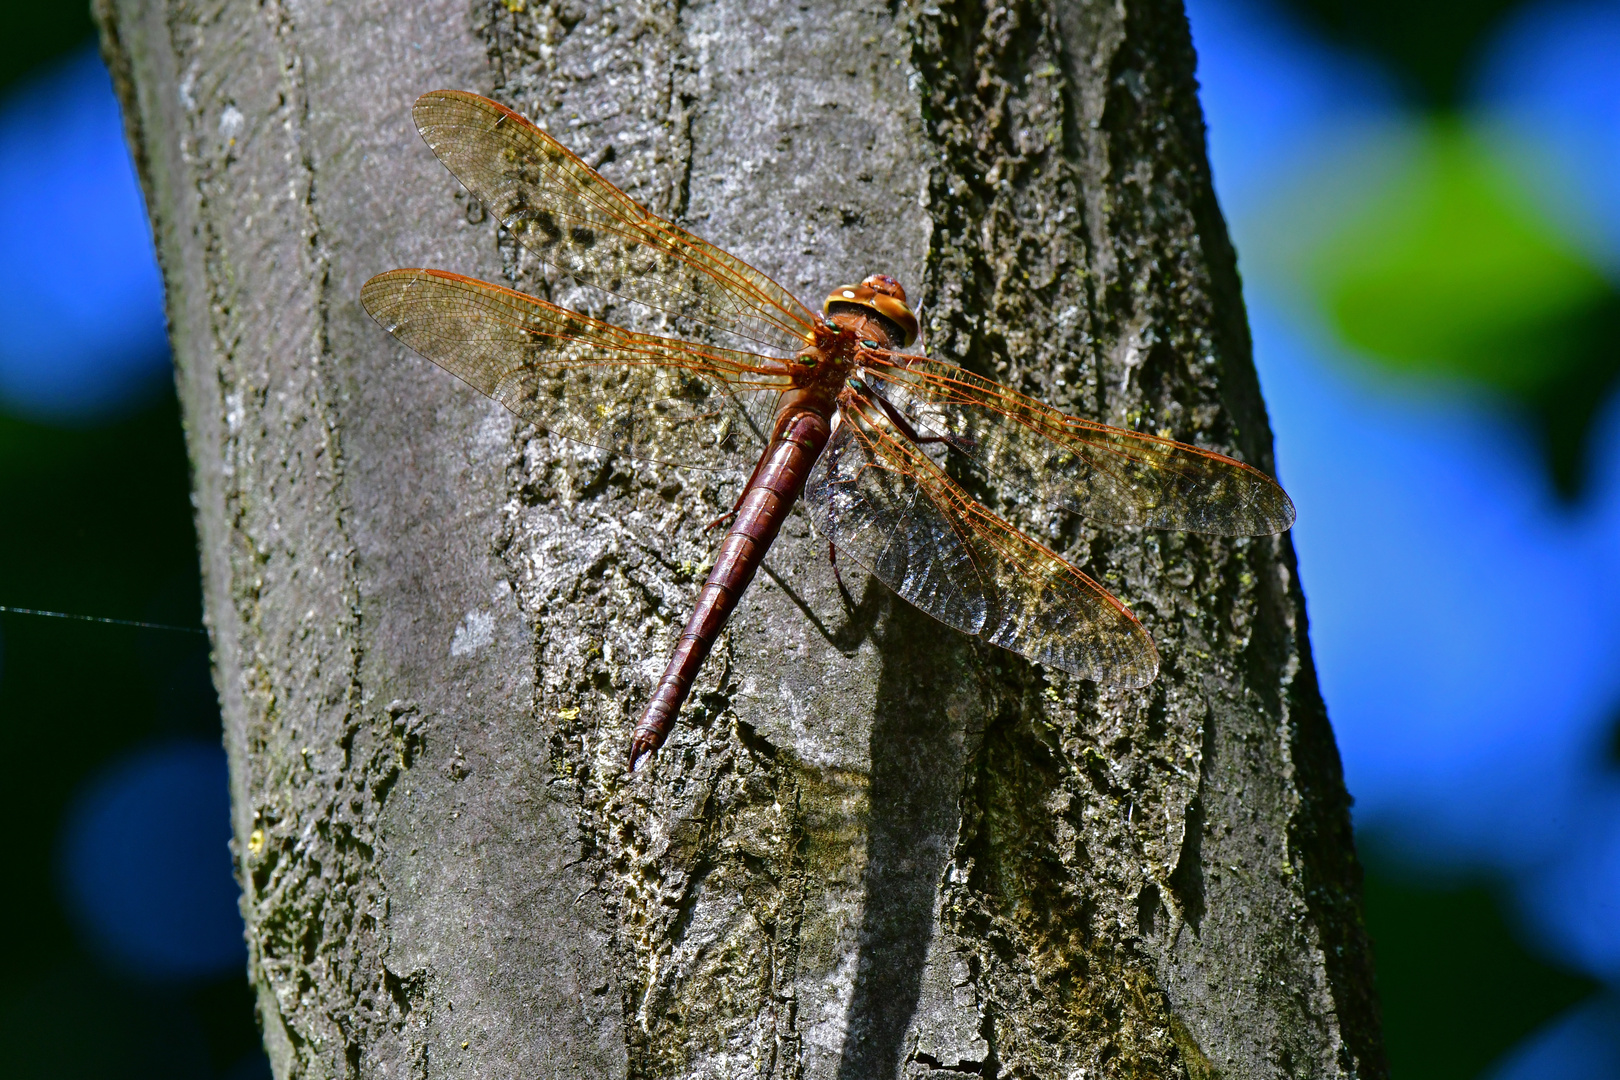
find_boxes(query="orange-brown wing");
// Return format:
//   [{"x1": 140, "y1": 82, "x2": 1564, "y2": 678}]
[
  {"x1": 412, "y1": 90, "x2": 817, "y2": 356},
  {"x1": 361, "y1": 269, "x2": 794, "y2": 470},
  {"x1": 861, "y1": 351, "x2": 1295, "y2": 536},
  {"x1": 804, "y1": 392, "x2": 1158, "y2": 686}
]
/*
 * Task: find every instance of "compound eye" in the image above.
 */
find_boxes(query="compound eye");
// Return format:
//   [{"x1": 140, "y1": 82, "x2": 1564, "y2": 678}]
[{"x1": 860, "y1": 339, "x2": 879, "y2": 350}]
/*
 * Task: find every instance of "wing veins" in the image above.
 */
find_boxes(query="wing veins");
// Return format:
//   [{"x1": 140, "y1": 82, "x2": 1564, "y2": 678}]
[
  {"x1": 862, "y1": 351, "x2": 1295, "y2": 534},
  {"x1": 815, "y1": 394, "x2": 1156, "y2": 684},
  {"x1": 361, "y1": 268, "x2": 793, "y2": 472}
]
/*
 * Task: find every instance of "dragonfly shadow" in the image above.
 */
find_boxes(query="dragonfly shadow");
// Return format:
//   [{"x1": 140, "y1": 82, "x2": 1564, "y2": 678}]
[
  {"x1": 759, "y1": 561, "x2": 885, "y2": 654},
  {"x1": 835, "y1": 600, "x2": 976, "y2": 1080}
]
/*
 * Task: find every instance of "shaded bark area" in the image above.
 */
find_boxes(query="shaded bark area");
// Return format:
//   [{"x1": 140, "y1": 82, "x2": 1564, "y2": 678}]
[{"x1": 99, "y1": 0, "x2": 1384, "y2": 1076}]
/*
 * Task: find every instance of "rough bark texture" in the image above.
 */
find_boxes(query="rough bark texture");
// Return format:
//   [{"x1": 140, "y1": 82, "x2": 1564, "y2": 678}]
[{"x1": 98, "y1": 0, "x2": 1385, "y2": 1075}]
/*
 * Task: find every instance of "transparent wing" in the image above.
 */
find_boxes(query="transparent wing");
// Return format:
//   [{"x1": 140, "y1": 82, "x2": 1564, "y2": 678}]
[
  {"x1": 804, "y1": 393, "x2": 1158, "y2": 686},
  {"x1": 361, "y1": 269, "x2": 793, "y2": 470},
  {"x1": 413, "y1": 90, "x2": 817, "y2": 356},
  {"x1": 861, "y1": 351, "x2": 1296, "y2": 536}
]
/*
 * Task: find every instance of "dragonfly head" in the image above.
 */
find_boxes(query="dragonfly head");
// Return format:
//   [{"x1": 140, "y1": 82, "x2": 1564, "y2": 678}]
[{"x1": 823, "y1": 274, "x2": 918, "y2": 348}]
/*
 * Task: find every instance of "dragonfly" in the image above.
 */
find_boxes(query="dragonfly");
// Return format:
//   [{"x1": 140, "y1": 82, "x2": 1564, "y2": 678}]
[{"x1": 360, "y1": 90, "x2": 1296, "y2": 770}]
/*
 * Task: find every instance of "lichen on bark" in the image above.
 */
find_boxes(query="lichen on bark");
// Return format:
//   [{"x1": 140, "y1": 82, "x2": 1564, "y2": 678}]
[{"x1": 99, "y1": 0, "x2": 1384, "y2": 1076}]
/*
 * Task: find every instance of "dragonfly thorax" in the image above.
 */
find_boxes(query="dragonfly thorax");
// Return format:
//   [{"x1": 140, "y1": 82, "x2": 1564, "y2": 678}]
[{"x1": 791, "y1": 326, "x2": 858, "y2": 401}]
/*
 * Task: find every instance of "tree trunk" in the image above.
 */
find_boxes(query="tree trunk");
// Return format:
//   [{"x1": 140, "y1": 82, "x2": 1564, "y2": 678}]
[{"x1": 97, "y1": 0, "x2": 1385, "y2": 1075}]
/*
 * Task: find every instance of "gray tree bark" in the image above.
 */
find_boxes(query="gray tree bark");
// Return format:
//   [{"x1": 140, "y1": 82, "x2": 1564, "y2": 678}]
[{"x1": 97, "y1": 0, "x2": 1385, "y2": 1076}]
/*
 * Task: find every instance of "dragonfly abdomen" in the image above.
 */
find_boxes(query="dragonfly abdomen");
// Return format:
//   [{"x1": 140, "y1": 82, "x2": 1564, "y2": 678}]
[{"x1": 630, "y1": 407, "x2": 833, "y2": 768}]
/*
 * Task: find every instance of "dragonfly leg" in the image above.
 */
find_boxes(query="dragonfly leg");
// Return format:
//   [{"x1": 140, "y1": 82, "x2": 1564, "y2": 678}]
[
  {"x1": 707, "y1": 441, "x2": 773, "y2": 531},
  {"x1": 823, "y1": 435, "x2": 856, "y2": 605},
  {"x1": 860, "y1": 380, "x2": 976, "y2": 453},
  {"x1": 829, "y1": 541, "x2": 852, "y2": 601},
  {"x1": 705, "y1": 486, "x2": 750, "y2": 531},
  {"x1": 917, "y1": 432, "x2": 979, "y2": 453}
]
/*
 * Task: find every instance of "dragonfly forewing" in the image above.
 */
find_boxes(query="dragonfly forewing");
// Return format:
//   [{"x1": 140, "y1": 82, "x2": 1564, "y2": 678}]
[{"x1": 864, "y1": 352, "x2": 1296, "y2": 536}]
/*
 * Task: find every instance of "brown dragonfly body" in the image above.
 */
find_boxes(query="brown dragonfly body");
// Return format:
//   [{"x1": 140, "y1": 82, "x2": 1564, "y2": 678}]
[
  {"x1": 362, "y1": 90, "x2": 1296, "y2": 771},
  {"x1": 634, "y1": 297, "x2": 909, "y2": 764}
]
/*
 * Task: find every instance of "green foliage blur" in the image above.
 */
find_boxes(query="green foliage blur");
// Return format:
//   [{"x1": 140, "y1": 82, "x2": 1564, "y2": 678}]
[
  {"x1": 1250, "y1": 0, "x2": 1620, "y2": 499},
  {"x1": 1305, "y1": 124, "x2": 1620, "y2": 495},
  {"x1": 1273, "y1": 0, "x2": 1618, "y2": 1074}
]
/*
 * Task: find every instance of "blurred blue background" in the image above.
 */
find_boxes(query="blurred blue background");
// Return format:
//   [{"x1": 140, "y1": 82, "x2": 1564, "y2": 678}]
[
  {"x1": 0, "y1": 6, "x2": 267, "y2": 1079},
  {"x1": 3, "y1": 2, "x2": 1618, "y2": 1077},
  {"x1": 1189, "y1": 0, "x2": 1620, "y2": 1074}
]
